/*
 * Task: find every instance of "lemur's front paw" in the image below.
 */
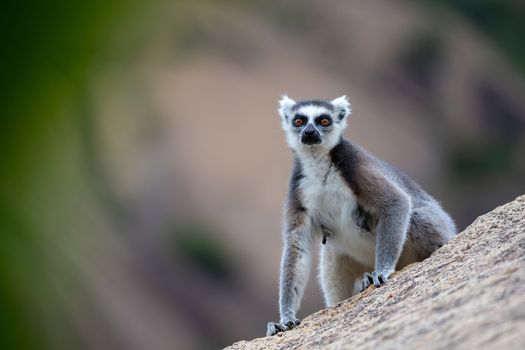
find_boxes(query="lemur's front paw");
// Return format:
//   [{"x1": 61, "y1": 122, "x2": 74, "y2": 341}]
[
  {"x1": 266, "y1": 317, "x2": 301, "y2": 336},
  {"x1": 360, "y1": 271, "x2": 388, "y2": 291}
]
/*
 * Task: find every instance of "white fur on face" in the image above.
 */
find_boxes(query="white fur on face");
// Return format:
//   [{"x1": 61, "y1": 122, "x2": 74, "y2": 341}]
[
  {"x1": 292, "y1": 105, "x2": 340, "y2": 152},
  {"x1": 295, "y1": 105, "x2": 331, "y2": 121},
  {"x1": 278, "y1": 95, "x2": 352, "y2": 154}
]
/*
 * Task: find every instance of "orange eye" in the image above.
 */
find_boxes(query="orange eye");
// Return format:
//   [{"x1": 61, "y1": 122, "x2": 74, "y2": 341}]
[
  {"x1": 319, "y1": 118, "x2": 331, "y2": 127},
  {"x1": 293, "y1": 118, "x2": 305, "y2": 127}
]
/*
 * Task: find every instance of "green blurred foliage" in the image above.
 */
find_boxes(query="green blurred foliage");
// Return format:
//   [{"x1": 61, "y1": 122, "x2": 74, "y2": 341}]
[
  {"x1": 0, "y1": 1, "x2": 140, "y2": 348},
  {"x1": 171, "y1": 223, "x2": 233, "y2": 281},
  {"x1": 427, "y1": 0, "x2": 525, "y2": 75},
  {"x1": 449, "y1": 140, "x2": 515, "y2": 180}
]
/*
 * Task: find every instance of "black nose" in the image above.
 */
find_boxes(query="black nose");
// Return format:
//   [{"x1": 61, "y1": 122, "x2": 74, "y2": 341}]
[
  {"x1": 301, "y1": 124, "x2": 321, "y2": 145},
  {"x1": 303, "y1": 125, "x2": 316, "y2": 136},
  {"x1": 304, "y1": 129, "x2": 315, "y2": 136}
]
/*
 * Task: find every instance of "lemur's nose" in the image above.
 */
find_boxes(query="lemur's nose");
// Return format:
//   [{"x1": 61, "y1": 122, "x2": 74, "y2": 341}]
[{"x1": 304, "y1": 124, "x2": 316, "y2": 136}]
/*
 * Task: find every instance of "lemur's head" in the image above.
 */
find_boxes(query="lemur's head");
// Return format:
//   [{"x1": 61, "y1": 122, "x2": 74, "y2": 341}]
[{"x1": 278, "y1": 95, "x2": 351, "y2": 152}]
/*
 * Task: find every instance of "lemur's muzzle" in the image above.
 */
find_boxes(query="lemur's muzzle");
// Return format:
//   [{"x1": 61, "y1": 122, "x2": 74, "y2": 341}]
[{"x1": 301, "y1": 124, "x2": 321, "y2": 145}]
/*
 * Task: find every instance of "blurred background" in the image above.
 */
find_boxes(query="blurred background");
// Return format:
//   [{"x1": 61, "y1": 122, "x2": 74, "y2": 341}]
[{"x1": 1, "y1": 0, "x2": 524, "y2": 349}]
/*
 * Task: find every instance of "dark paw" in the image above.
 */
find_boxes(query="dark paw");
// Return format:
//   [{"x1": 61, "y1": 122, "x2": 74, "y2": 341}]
[
  {"x1": 266, "y1": 317, "x2": 301, "y2": 336},
  {"x1": 360, "y1": 271, "x2": 388, "y2": 291}
]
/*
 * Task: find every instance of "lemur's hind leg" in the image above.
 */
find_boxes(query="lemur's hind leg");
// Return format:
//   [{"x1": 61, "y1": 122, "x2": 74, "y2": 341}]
[
  {"x1": 319, "y1": 249, "x2": 367, "y2": 306},
  {"x1": 408, "y1": 204, "x2": 456, "y2": 261}
]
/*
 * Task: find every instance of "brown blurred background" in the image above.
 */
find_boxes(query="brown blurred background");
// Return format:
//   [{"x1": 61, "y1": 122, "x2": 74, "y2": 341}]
[{"x1": 1, "y1": 0, "x2": 524, "y2": 349}]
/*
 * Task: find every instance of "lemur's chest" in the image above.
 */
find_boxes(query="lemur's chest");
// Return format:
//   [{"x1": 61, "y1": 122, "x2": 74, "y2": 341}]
[
  {"x1": 298, "y1": 156, "x2": 375, "y2": 266},
  {"x1": 299, "y1": 162, "x2": 357, "y2": 226}
]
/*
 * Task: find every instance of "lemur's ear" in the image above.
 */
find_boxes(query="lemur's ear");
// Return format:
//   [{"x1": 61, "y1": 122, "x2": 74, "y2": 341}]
[
  {"x1": 331, "y1": 95, "x2": 351, "y2": 121},
  {"x1": 278, "y1": 95, "x2": 296, "y2": 121}
]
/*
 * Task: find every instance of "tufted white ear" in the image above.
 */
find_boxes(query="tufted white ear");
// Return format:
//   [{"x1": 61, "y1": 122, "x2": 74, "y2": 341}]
[
  {"x1": 278, "y1": 95, "x2": 296, "y2": 121},
  {"x1": 331, "y1": 95, "x2": 351, "y2": 121}
]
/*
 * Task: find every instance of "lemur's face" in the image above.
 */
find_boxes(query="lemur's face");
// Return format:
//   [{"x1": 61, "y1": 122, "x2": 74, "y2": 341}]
[{"x1": 278, "y1": 96, "x2": 351, "y2": 152}]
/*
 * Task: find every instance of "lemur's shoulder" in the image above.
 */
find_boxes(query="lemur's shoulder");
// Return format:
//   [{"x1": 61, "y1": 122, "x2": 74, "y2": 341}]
[
  {"x1": 329, "y1": 138, "x2": 363, "y2": 195},
  {"x1": 329, "y1": 138, "x2": 424, "y2": 208},
  {"x1": 329, "y1": 138, "x2": 390, "y2": 198}
]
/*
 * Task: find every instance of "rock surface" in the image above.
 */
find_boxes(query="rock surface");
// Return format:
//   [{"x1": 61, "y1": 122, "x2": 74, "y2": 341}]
[{"x1": 225, "y1": 195, "x2": 525, "y2": 350}]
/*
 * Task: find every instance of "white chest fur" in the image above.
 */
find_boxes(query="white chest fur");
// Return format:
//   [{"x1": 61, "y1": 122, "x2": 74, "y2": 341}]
[{"x1": 298, "y1": 154, "x2": 376, "y2": 267}]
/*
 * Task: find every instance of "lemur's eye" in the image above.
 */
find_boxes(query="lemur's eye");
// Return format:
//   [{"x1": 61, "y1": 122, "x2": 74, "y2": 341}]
[
  {"x1": 292, "y1": 117, "x2": 305, "y2": 127},
  {"x1": 318, "y1": 116, "x2": 332, "y2": 127}
]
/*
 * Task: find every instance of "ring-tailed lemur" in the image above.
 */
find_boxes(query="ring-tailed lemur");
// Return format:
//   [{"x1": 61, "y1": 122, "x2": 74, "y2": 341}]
[{"x1": 267, "y1": 95, "x2": 456, "y2": 336}]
